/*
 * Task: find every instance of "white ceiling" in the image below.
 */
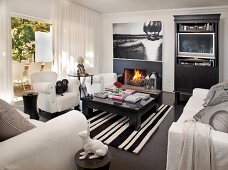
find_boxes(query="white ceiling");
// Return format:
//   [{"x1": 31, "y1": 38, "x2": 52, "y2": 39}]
[{"x1": 72, "y1": 0, "x2": 228, "y2": 13}]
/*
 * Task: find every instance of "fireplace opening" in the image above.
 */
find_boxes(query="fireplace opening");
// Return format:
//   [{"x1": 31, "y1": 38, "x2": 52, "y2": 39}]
[{"x1": 124, "y1": 68, "x2": 146, "y2": 87}]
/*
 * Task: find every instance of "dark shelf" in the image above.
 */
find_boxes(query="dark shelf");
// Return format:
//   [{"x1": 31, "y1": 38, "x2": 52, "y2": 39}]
[{"x1": 174, "y1": 14, "x2": 220, "y2": 104}]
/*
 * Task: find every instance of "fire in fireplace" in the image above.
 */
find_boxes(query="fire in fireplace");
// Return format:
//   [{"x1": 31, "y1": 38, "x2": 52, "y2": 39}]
[{"x1": 124, "y1": 68, "x2": 146, "y2": 87}]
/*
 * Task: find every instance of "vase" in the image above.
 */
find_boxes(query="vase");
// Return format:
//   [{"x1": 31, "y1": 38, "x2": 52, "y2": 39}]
[{"x1": 115, "y1": 87, "x2": 120, "y2": 95}]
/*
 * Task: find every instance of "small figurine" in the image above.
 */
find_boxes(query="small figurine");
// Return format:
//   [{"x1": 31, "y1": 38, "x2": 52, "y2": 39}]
[
  {"x1": 78, "y1": 122, "x2": 108, "y2": 159},
  {"x1": 77, "y1": 56, "x2": 87, "y2": 76}
]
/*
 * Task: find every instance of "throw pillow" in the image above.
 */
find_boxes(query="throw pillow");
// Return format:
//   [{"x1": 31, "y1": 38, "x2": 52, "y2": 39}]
[
  {"x1": 56, "y1": 79, "x2": 69, "y2": 96},
  {"x1": 193, "y1": 101, "x2": 228, "y2": 133},
  {"x1": 206, "y1": 89, "x2": 228, "y2": 106},
  {"x1": 209, "y1": 110, "x2": 228, "y2": 133},
  {"x1": 0, "y1": 99, "x2": 35, "y2": 141},
  {"x1": 204, "y1": 81, "x2": 228, "y2": 106}
]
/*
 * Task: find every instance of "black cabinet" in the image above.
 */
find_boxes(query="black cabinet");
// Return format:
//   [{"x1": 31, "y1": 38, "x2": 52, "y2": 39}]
[{"x1": 174, "y1": 14, "x2": 220, "y2": 103}]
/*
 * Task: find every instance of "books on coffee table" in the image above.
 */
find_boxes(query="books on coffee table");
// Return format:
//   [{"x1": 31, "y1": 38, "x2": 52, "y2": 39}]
[
  {"x1": 125, "y1": 95, "x2": 142, "y2": 103},
  {"x1": 94, "y1": 92, "x2": 108, "y2": 99},
  {"x1": 133, "y1": 93, "x2": 150, "y2": 100}
]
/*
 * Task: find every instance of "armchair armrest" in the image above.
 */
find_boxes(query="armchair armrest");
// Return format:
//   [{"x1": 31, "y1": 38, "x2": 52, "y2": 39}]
[
  {"x1": 32, "y1": 82, "x2": 56, "y2": 94},
  {"x1": 0, "y1": 110, "x2": 87, "y2": 170},
  {"x1": 67, "y1": 79, "x2": 80, "y2": 93}
]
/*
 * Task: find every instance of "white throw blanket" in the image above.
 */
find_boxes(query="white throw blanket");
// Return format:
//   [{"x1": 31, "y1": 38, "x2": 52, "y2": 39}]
[{"x1": 178, "y1": 120, "x2": 214, "y2": 170}]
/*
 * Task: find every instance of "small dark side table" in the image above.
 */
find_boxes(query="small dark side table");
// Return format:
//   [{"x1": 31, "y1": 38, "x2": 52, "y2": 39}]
[
  {"x1": 74, "y1": 149, "x2": 112, "y2": 170},
  {"x1": 22, "y1": 91, "x2": 39, "y2": 120}
]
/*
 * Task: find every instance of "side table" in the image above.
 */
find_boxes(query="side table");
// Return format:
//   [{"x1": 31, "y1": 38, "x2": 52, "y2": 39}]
[
  {"x1": 74, "y1": 149, "x2": 112, "y2": 170},
  {"x1": 22, "y1": 91, "x2": 39, "y2": 120},
  {"x1": 68, "y1": 74, "x2": 93, "y2": 98}
]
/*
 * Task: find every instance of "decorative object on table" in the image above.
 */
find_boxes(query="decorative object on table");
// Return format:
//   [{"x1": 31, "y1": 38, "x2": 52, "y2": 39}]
[
  {"x1": 114, "y1": 81, "x2": 122, "y2": 94},
  {"x1": 78, "y1": 122, "x2": 108, "y2": 159},
  {"x1": 77, "y1": 56, "x2": 88, "y2": 76},
  {"x1": 144, "y1": 75, "x2": 150, "y2": 89},
  {"x1": 56, "y1": 79, "x2": 69, "y2": 96},
  {"x1": 75, "y1": 149, "x2": 112, "y2": 170},
  {"x1": 149, "y1": 72, "x2": 157, "y2": 89}
]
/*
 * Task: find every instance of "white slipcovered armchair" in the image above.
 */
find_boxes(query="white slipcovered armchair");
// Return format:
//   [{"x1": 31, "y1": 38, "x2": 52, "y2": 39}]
[
  {"x1": 30, "y1": 71, "x2": 80, "y2": 113},
  {"x1": 85, "y1": 73, "x2": 117, "y2": 95},
  {"x1": 0, "y1": 110, "x2": 87, "y2": 170}
]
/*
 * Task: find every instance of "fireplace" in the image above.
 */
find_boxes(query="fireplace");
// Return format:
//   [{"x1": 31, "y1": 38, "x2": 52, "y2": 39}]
[{"x1": 124, "y1": 68, "x2": 146, "y2": 87}]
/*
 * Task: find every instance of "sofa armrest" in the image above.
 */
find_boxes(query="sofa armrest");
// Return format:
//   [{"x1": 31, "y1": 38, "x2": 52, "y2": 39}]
[
  {"x1": 0, "y1": 110, "x2": 87, "y2": 170},
  {"x1": 32, "y1": 82, "x2": 56, "y2": 95},
  {"x1": 85, "y1": 75, "x2": 103, "y2": 83},
  {"x1": 192, "y1": 88, "x2": 209, "y2": 98},
  {"x1": 100, "y1": 73, "x2": 117, "y2": 87}
]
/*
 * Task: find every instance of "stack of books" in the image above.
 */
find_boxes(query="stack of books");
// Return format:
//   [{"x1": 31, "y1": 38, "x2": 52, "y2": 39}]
[
  {"x1": 94, "y1": 92, "x2": 109, "y2": 99},
  {"x1": 108, "y1": 94, "x2": 124, "y2": 101},
  {"x1": 121, "y1": 89, "x2": 136, "y2": 98},
  {"x1": 124, "y1": 93, "x2": 150, "y2": 103}
]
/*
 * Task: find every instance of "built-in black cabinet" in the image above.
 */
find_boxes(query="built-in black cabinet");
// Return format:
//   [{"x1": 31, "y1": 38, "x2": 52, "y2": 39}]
[{"x1": 174, "y1": 14, "x2": 220, "y2": 103}]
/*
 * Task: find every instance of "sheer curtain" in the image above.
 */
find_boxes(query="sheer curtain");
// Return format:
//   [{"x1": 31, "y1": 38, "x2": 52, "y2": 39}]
[
  {"x1": 52, "y1": 0, "x2": 101, "y2": 78},
  {"x1": 0, "y1": 0, "x2": 14, "y2": 104}
]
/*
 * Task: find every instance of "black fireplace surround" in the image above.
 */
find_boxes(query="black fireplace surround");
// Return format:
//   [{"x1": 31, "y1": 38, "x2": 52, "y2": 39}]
[{"x1": 113, "y1": 59, "x2": 162, "y2": 90}]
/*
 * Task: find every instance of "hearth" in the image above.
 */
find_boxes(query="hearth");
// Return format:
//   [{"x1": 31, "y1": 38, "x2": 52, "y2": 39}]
[{"x1": 124, "y1": 68, "x2": 146, "y2": 87}]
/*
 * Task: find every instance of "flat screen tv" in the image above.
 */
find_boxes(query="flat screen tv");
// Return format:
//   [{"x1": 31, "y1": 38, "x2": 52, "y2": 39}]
[{"x1": 178, "y1": 33, "x2": 215, "y2": 59}]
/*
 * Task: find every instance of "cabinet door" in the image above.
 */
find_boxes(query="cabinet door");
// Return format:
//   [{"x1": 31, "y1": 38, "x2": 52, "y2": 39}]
[
  {"x1": 195, "y1": 66, "x2": 219, "y2": 89},
  {"x1": 175, "y1": 65, "x2": 195, "y2": 93}
]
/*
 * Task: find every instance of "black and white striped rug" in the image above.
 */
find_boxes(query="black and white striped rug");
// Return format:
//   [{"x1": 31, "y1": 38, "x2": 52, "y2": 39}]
[{"x1": 88, "y1": 104, "x2": 173, "y2": 154}]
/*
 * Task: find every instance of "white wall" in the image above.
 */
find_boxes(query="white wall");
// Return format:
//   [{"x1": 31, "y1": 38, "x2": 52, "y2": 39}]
[{"x1": 101, "y1": 6, "x2": 228, "y2": 92}]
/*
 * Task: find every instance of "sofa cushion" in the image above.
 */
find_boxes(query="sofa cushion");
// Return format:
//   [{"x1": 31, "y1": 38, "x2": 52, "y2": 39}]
[
  {"x1": 204, "y1": 81, "x2": 228, "y2": 106},
  {"x1": 206, "y1": 89, "x2": 228, "y2": 106},
  {"x1": 193, "y1": 101, "x2": 228, "y2": 133},
  {"x1": 0, "y1": 99, "x2": 35, "y2": 141}
]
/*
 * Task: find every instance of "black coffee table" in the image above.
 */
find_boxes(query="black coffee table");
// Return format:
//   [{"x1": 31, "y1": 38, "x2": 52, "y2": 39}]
[{"x1": 81, "y1": 94, "x2": 160, "y2": 130}]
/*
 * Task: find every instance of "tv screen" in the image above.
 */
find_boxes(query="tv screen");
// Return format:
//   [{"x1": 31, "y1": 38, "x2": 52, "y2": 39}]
[{"x1": 178, "y1": 33, "x2": 214, "y2": 58}]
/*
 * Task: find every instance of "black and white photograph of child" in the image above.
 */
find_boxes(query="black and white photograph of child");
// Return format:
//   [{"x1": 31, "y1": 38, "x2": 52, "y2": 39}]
[{"x1": 113, "y1": 21, "x2": 163, "y2": 61}]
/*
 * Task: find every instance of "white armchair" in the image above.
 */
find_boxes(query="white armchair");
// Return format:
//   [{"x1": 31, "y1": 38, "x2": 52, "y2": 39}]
[
  {"x1": 30, "y1": 71, "x2": 80, "y2": 113},
  {"x1": 85, "y1": 73, "x2": 117, "y2": 95},
  {"x1": 0, "y1": 110, "x2": 87, "y2": 170}
]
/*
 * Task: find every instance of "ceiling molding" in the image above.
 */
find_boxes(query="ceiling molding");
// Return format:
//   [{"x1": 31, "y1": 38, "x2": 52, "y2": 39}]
[{"x1": 101, "y1": 5, "x2": 228, "y2": 18}]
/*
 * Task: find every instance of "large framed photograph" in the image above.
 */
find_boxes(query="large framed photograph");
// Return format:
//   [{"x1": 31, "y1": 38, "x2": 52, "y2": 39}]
[{"x1": 113, "y1": 21, "x2": 163, "y2": 61}]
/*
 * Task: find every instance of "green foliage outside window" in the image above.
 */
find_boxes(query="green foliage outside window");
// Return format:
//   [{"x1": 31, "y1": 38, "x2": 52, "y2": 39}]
[{"x1": 11, "y1": 17, "x2": 51, "y2": 62}]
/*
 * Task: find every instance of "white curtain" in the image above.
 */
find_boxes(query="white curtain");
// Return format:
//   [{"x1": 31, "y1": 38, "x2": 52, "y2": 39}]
[
  {"x1": 52, "y1": 0, "x2": 101, "y2": 78},
  {"x1": 0, "y1": 0, "x2": 14, "y2": 104}
]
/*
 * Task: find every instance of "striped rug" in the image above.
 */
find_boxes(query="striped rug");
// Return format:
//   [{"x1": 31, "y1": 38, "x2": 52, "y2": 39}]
[{"x1": 88, "y1": 104, "x2": 173, "y2": 154}]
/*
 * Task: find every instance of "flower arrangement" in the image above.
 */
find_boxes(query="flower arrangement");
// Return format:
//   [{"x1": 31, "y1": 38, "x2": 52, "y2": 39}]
[
  {"x1": 114, "y1": 82, "x2": 122, "y2": 88},
  {"x1": 114, "y1": 82, "x2": 122, "y2": 94}
]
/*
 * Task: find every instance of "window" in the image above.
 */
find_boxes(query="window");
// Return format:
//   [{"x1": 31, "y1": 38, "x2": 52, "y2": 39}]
[{"x1": 11, "y1": 16, "x2": 52, "y2": 62}]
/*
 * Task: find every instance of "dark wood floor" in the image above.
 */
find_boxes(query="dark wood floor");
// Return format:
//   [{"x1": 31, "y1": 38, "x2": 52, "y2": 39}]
[
  {"x1": 108, "y1": 92, "x2": 184, "y2": 170},
  {"x1": 15, "y1": 92, "x2": 185, "y2": 170}
]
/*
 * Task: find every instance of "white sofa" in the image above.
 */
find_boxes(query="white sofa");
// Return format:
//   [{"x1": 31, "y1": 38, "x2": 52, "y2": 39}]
[
  {"x1": 85, "y1": 73, "x2": 117, "y2": 95},
  {"x1": 30, "y1": 71, "x2": 80, "y2": 113},
  {"x1": 0, "y1": 110, "x2": 87, "y2": 170},
  {"x1": 166, "y1": 88, "x2": 228, "y2": 170}
]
